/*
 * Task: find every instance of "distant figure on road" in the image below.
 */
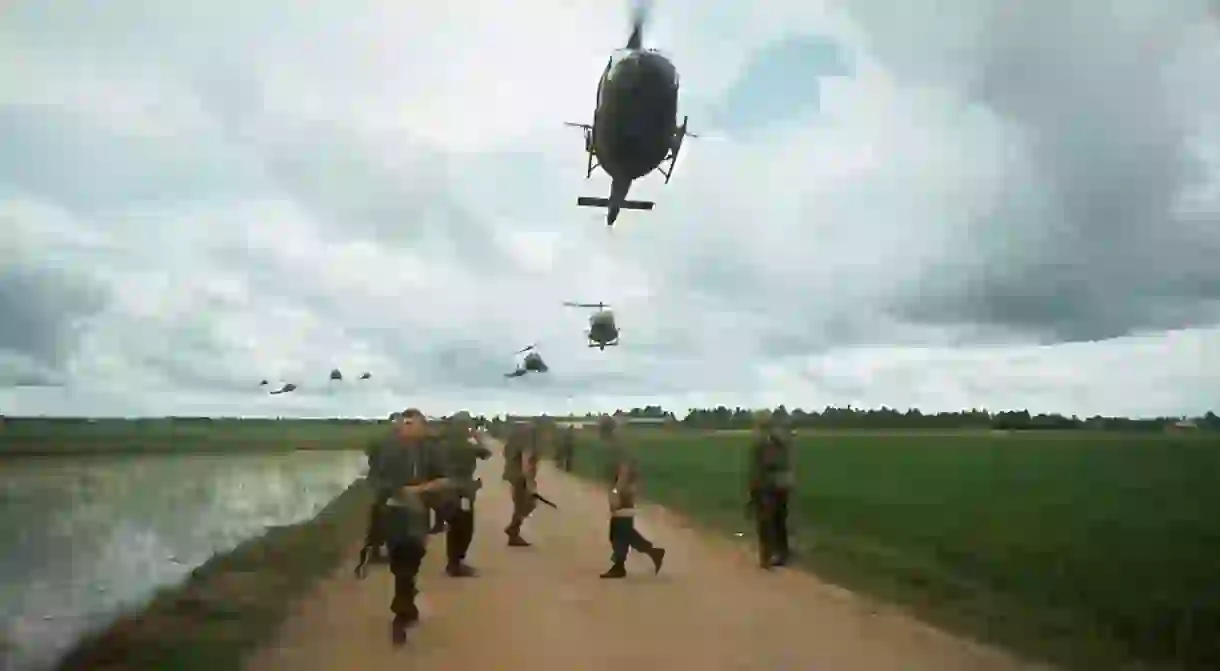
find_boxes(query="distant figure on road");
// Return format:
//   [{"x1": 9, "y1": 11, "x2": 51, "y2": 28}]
[
  {"x1": 747, "y1": 410, "x2": 793, "y2": 569},
  {"x1": 502, "y1": 422, "x2": 541, "y2": 547},
  {"x1": 366, "y1": 408, "x2": 451, "y2": 646},
  {"x1": 598, "y1": 414, "x2": 666, "y2": 579},
  {"x1": 555, "y1": 425, "x2": 577, "y2": 472},
  {"x1": 440, "y1": 411, "x2": 492, "y2": 577}
]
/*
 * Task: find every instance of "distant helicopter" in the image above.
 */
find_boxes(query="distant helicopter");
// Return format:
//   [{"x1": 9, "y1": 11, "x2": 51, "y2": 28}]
[
  {"x1": 566, "y1": 0, "x2": 696, "y2": 227},
  {"x1": 505, "y1": 344, "x2": 549, "y2": 379},
  {"x1": 359, "y1": 372, "x2": 372, "y2": 380},
  {"x1": 269, "y1": 383, "x2": 297, "y2": 395},
  {"x1": 564, "y1": 301, "x2": 620, "y2": 349}
]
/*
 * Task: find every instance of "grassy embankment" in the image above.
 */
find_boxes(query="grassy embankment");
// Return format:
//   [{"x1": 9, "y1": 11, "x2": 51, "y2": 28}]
[
  {"x1": 33, "y1": 421, "x2": 377, "y2": 670},
  {"x1": 0, "y1": 418, "x2": 386, "y2": 457},
  {"x1": 564, "y1": 429, "x2": 1220, "y2": 671}
]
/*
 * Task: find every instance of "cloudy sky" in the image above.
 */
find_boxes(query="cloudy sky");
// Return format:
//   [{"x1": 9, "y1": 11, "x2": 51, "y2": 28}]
[{"x1": 2, "y1": 0, "x2": 1218, "y2": 419}]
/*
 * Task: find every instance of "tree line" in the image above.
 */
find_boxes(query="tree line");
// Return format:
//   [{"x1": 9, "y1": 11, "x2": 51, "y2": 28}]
[{"x1": 519, "y1": 406, "x2": 1220, "y2": 432}]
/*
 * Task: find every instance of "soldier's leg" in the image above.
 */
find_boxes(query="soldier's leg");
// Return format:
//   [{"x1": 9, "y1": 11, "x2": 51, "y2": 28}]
[
  {"x1": 625, "y1": 516, "x2": 666, "y2": 573},
  {"x1": 387, "y1": 539, "x2": 426, "y2": 645},
  {"x1": 773, "y1": 489, "x2": 791, "y2": 564},
  {"x1": 601, "y1": 516, "x2": 631, "y2": 577},
  {"x1": 754, "y1": 491, "x2": 778, "y2": 568},
  {"x1": 505, "y1": 483, "x2": 533, "y2": 546},
  {"x1": 446, "y1": 503, "x2": 477, "y2": 575}
]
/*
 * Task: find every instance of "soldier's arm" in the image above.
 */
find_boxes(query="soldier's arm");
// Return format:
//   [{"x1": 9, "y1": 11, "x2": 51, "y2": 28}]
[{"x1": 746, "y1": 441, "x2": 763, "y2": 492}]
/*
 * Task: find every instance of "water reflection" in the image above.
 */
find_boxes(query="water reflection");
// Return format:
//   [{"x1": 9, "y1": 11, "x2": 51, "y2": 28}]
[{"x1": 0, "y1": 452, "x2": 364, "y2": 671}]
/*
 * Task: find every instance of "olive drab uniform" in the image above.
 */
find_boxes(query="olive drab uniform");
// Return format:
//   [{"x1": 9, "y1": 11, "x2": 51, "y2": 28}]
[
  {"x1": 748, "y1": 428, "x2": 793, "y2": 568},
  {"x1": 502, "y1": 424, "x2": 539, "y2": 547},
  {"x1": 358, "y1": 435, "x2": 392, "y2": 571},
  {"x1": 441, "y1": 419, "x2": 491, "y2": 575},
  {"x1": 600, "y1": 421, "x2": 666, "y2": 579},
  {"x1": 555, "y1": 426, "x2": 576, "y2": 472},
  {"x1": 366, "y1": 432, "x2": 448, "y2": 637}
]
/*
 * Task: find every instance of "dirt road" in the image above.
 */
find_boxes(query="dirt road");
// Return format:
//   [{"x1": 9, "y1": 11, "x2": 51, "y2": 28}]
[{"x1": 245, "y1": 436, "x2": 1045, "y2": 671}]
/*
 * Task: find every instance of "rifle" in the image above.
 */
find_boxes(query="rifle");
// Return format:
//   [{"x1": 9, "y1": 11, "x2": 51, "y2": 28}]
[{"x1": 532, "y1": 492, "x2": 559, "y2": 509}]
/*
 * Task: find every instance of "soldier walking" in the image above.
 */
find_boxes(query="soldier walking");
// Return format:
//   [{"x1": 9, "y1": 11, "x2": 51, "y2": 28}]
[
  {"x1": 555, "y1": 424, "x2": 577, "y2": 472},
  {"x1": 747, "y1": 410, "x2": 793, "y2": 569},
  {"x1": 598, "y1": 415, "x2": 665, "y2": 579},
  {"x1": 441, "y1": 411, "x2": 492, "y2": 577},
  {"x1": 366, "y1": 408, "x2": 451, "y2": 646},
  {"x1": 502, "y1": 422, "x2": 541, "y2": 547},
  {"x1": 356, "y1": 413, "x2": 397, "y2": 574}
]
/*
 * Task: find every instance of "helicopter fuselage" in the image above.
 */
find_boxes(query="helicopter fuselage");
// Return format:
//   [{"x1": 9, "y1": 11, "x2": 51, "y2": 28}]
[
  {"x1": 593, "y1": 49, "x2": 679, "y2": 181},
  {"x1": 588, "y1": 311, "x2": 619, "y2": 347}
]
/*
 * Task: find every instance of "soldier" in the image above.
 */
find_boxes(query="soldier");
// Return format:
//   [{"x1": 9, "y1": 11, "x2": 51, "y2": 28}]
[
  {"x1": 366, "y1": 408, "x2": 451, "y2": 646},
  {"x1": 502, "y1": 422, "x2": 540, "y2": 547},
  {"x1": 747, "y1": 410, "x2": 793, "y2": 569},
  {"x1": 441, "y1": 411, "x2": 492, "y2": 577},
  {"x1": 555, "y1": 424, "x2": 577, "y2": 472},
  {"x1": 598, "y1": 414, "x2": 666, "y2": 579}
]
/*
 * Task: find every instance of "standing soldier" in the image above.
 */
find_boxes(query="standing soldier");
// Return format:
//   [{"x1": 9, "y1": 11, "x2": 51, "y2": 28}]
[
  {"x1": 555, "y1": 424, "x2": 577, "y2": 472},
  {"x1": 441, "y1": 411, "x2": 492, "y2": 577},
  {"x1": 367, "y1": 408, "x2": 451, "y2": 646},
  {"x1": 598, "y1": 414, "x2": 666, "y2": 579},
  {"x1": 502, "y1": 422, "x2": 540, "y2": 547},
  {"x1": 747, "y1": 409, "x2": 793, "y2": 569}
]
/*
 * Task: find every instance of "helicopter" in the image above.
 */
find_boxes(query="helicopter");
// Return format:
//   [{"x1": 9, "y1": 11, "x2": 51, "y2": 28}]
[
  {"x1": 566, "y1": 0, "x2": 697, "y2": 227},
  {"x1": 564, "y1": 301, "x2": 620, "y2": 349},
  {"x1": 505, "y1": 344, "x2": 549, "y2": 378},
  {"x1": 269, "y1": 383, "x2": 297, "y2": 395}
]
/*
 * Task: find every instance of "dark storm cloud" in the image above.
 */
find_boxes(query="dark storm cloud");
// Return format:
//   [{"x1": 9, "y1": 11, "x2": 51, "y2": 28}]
[
  {"x1": 0, "y1": 261, "x2": 107, "y2": 385},
  {"x1": 846, "y1": 1, "x2": 1220, "y2": 342}
]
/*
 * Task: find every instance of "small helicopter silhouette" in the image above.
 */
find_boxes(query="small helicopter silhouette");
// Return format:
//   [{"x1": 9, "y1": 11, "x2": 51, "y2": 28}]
[
  {"x1": 566, "y1": 0, "x2": 697, "y2": 226},
  {"x1": 505, "y1": 345, "x2": 549, "y2": 379},
  {"x1": 564, "y1": 301, "x2": 620, "y2": 349}
]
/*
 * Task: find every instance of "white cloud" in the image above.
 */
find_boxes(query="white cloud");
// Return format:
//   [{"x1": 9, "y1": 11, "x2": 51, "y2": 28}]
[{"x1": 1, "y1": 0, "x2": 1218, "y2": 419}]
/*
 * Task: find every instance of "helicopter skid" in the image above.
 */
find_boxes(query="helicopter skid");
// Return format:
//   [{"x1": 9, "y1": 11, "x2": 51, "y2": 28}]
[{"x1": 588, "y1": 341, "x2": 619, "y2": 349}]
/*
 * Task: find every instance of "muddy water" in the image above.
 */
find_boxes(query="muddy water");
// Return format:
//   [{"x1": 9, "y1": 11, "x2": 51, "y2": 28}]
[{"x1": 0, "y1": 451, "x2": 365, "y2": 671}]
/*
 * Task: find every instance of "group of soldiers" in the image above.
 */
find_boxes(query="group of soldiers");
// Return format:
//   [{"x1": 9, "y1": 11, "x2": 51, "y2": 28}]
[{"x1": 358, "y1": 407, "x2": 791, "y2": 647}]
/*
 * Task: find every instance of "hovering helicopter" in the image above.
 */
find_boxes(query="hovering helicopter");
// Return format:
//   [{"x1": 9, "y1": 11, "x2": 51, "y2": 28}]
[
  {"x1": 329, "y1": 368, "x2": 343, "y2": 382},
  {"x1": 505, "y1": 345, "x2": 549, "y2": 379},
  {"x1": 269, "y1": 383, "x2": 297, "y2": 395},
  {"x1": 566, "y1": 0, "x2": 697, "y2": 227},
  {"x1": 564, "y1": 301, "x2": 620, "y2": 349},
  {"x1": 359, "y1": 372, "x2": 371, "y2": 380}
]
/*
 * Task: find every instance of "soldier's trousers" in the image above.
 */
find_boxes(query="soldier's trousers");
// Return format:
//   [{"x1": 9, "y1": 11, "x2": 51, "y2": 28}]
[
  {"x1": 505, "y1": 482, "x2": 536, "y2": 536},
  {"x1": 609, "y1": 516, "x2": 655, "y2": 566},
  {"x1": 388, "y1": 540, "x2": 426, "y2": 618},
  {"x1": 446, "y1": 502, "x2": 475, "y2": 566},
  {"x1": 557, "y1": 454, "x2": 573, "y2": 472},
  {"x1": 754, "y1": 488, "x2": 790, "y2": 562},
  {"x1": 364, "y1": 502, "x2": 387, "y2": 549}
]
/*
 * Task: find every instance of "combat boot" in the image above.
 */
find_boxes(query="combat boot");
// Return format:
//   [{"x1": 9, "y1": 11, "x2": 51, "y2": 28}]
[
  {"x1": 446, "y1": 562, "x2": 478, "y2": 577},
  {"x1": 648, "y1": 547, "x2": 666, "y2": 574},
  {"x1": 390, "y1": 604, "x2": 419, "y2": 646},
  {"x1": 600, "y1": 563, "x2": 627, "y2": 579},
  {"x1": 505, "y1": 525, "x2": 531, "y2": 547}
]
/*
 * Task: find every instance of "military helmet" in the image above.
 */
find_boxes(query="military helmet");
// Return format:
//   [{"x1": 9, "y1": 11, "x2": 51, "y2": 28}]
[{"x1": 753, "y1": 409, "x2": 774, "y2": 427}]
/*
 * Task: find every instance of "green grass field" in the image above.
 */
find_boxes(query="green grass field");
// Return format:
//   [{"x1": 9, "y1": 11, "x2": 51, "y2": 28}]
[
  {"x1": 0, "y1": 419, "x2": 385, "y2": 456},
  {"x1": 567, "y1": 429, "x2": 1220, "y2": 671}
]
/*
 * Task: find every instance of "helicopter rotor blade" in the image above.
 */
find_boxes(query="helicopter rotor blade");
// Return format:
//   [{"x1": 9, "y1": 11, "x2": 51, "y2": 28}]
[
  {"x1": 627, "y1": 0, "x2": 652, "y2": 50},
  {"x1": 563, "y1": 301, "x2": 609, "y2": 309},
  {"x1": 515, "y1": 344, "x2": 537, "y2": 354}
]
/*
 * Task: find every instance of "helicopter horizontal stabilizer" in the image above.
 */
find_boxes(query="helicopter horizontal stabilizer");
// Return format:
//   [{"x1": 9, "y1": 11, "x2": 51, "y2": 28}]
[{"x1": 576, "y1": 197, "x2": 654, "y2": 211}]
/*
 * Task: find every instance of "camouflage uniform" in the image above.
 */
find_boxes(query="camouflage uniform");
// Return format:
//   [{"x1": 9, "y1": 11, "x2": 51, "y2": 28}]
[
  {"x1": 747, "y1": 411, "x2": 793, "y2": 568},
  {"x1": 440, "y1": 412, "x2": 492, "y2": 576},
  {"x1": 366, "y1": 409, "x2": 449, "y2": 644},
  {"x1": 555, "y1": 425, "x2": 576, "y2": 472},
  {"x1": 502, "y1": 423, "x2": 540, "y2": 546},
  {"x1": 599, "y1": 415, "x2": 665, "y2": 578},
  {"x1": 359, "y1": 433, "x2": 391, "y2": 567}
]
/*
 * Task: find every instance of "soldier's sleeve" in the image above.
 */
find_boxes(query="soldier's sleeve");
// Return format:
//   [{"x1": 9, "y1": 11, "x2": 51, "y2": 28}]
[{"x1": 424, "y1": 440, "x2": 449, "y2": 481}]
